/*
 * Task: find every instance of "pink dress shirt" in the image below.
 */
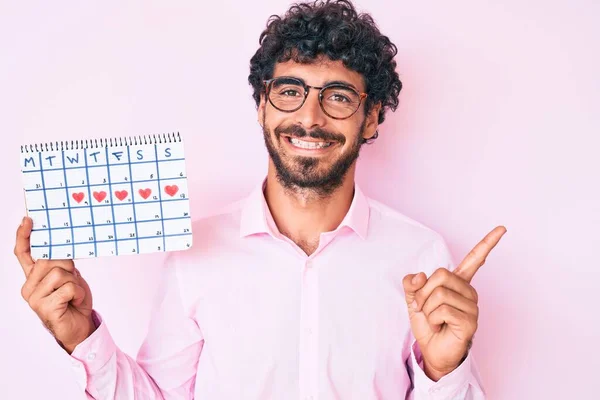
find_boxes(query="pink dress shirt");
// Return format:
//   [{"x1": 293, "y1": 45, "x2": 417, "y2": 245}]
[{"x1": 66, "y1": 181, "x2": 486, "y2": 399}]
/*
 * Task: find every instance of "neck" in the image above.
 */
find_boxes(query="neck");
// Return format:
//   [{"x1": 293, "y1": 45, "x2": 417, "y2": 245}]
[{"x1": 264, "y1": 162, "x2": 356, "y2": 255}]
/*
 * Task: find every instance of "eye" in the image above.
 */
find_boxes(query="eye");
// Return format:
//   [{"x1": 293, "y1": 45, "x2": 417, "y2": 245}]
[
  {"x1": 280, "y1": 89, "x2": 302, "y2": 97},
  {"x1": 329, "y1": 93, "x2": 351, "y2": 103}
]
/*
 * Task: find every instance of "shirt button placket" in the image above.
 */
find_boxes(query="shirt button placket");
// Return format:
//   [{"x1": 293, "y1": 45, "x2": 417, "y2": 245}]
[{"x1": 299, "y1": 258, "x2": 318, "y2": 400}]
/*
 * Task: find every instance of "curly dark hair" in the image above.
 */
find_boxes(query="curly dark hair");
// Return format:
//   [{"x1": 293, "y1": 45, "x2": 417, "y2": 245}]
[{"x1": 248, "y1": 0, "x2": 402, "y2": 138}]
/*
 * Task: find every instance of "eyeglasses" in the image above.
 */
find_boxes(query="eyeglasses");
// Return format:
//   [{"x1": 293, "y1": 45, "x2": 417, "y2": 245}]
[{"x1": 263, "y1": 76, "x2": 368, "y2": 120}]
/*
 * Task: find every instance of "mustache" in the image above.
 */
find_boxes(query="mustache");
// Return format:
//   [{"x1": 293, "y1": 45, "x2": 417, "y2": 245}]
[{"x1": 274, "y1": 124, "x2": 346, "y2": 144}]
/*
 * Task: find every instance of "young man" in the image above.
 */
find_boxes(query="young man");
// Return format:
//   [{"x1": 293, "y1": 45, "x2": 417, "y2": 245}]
[{"x1": 14, "y1": 1, "x2": 505, "y2": 398}]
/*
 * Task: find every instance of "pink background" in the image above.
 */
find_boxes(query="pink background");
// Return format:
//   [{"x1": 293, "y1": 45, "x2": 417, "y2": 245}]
[{"x1": 1, "y1": 1, "x2": 598, "y2": 398}]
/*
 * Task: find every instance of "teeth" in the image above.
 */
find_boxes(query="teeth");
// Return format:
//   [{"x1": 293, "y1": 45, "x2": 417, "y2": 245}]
[{"x1": 289, "y1": 138, "x2": 331, "y2": 149}]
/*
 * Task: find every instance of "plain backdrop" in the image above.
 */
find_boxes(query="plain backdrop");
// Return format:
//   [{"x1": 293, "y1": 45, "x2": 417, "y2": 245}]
[{"x1": 1, "y1": 1, "x2": 598, "y2": 399}]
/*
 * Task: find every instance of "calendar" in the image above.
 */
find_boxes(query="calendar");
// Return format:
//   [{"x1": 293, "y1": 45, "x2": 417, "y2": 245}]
[{"x1": 20, "y1": 133, "x2": 193, "y2": 260}]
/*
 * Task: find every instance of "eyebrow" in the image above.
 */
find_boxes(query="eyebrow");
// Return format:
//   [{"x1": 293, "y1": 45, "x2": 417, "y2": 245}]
[{"x1": 273, "y1": 76, "x2": 361, "y2": 91}]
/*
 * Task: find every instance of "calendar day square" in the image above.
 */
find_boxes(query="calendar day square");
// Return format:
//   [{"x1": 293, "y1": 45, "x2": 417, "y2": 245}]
[
  {"x1": 108, "y1": 164, "x2": 131, "y2": 184},
  {"x1": 74, "y1": 243, "x2": 96, "y2": 258},
  {"x1": 67, "y1": 188, "x2": 90, "y2": 208},
  {"x1": 87, "y1": 166, "x2": 109, "y2": 185},
  {"x1": 96, "y1": 241, "x2": 117, "y2": 257},
  {"x1": 31, "y1": 247, "x2": 50, "y2": 260},
  {"x1": 138, "y1": 237, "x2": 164, "y2": 253},
  {"x1": 50, "y1": 245, "x2": 73, "y2": 259},
  {"x1": 111, "y1": 183, "x2": 133, "y2": 204},
  {"x1": 132, "y1": 180, "x2": 160, "y2": 202},
  {"x1": 65, "y1": 167, "x2": 89, "y2": 187},
  {"x1": 73, "y1": 226, "x2": 95, "y2": 243},
  {"x1": 30, "y1": 229, "x2": 50, "y2": 247},
  {"x1": 158, "y1": 159, "x2": 187, "y2": 180},
  {"x1": 113, "y1": 204, "x2": 135, "y2": 223},
  {"x1": 69, "y1": 208, "x2": 93, "y2": 228},
  {"x1": 92, "y1": 206, "x2": 115, "y2": 226},
  {"x1": 115, "y1": 223, "x2": 137, "y2": 240},
  {"x1": 45, "y1": 189, "x2": 69, "y2": 209},
  {"x1": 51, "y1": 228, "x2": 73, "y2": 246},
  {"x1": 28, "y1": 210, "x2": 49, "y2": 230},
  {"x1": 163, "y1": 218, "x2": 192, "y2": 236},
  {"x1": 22, "y1": 171, "x2": 43, "y2": 190},
  {"x1": 161, "y1": 200, "x2": 190, "y2": 219},
  {"x1": 118, "y1": 240, "x2": 139, "y2": 255},
  {"x1": 94, "y1": 225, "x2": 117, "y2": 242},
  {"x1": 161, "y1": 178, "x2": 189, "y2": 201},
  {"x1": 165, "y1": 235, "x2": 192, "y2": 251},
  {"x1": 131, "y1": 162, "x2": 158, "y2": 183},
  {"x1": 90, "y1": 185, "x2": 112, "y2": 206},
  {"x1": 134, "y1": 202, "x2": 162, "y2": 221},
  {"x1": 136, "y1": 220, "x2": 164, "y2": 239},
  {"x1": 25, "y1": 191, "x2": 47, "y2": 211},
  {"x1": 48, "y1": 209, "x2": 71, "y2": 229},
  {"x1": 42, "y1": 169, "x2": 66, "y2": 189}
]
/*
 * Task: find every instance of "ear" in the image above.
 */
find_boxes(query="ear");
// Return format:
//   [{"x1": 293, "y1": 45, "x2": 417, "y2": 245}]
[
  {"x1": 258, "y1": 92, "x2": 267, "y2": 128},
  {"x1": 362, "y1": 102, "x2": 381, "y2": 141}
]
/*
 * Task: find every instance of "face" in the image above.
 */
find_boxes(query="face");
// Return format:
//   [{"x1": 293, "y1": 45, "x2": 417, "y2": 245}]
[{"x1": 258, "y1": 57, "x2": 380, "y2": 196}]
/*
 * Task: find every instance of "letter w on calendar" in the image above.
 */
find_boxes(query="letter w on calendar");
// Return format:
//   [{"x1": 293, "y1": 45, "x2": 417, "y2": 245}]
[{"x1": 20, "y1": 134, "x2": 193, "y2": 260}]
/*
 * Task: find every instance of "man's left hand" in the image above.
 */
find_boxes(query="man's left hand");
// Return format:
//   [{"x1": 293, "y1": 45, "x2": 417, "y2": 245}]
[{"x1": 403, "y1": 226, "x2": 507, "y2": 381}]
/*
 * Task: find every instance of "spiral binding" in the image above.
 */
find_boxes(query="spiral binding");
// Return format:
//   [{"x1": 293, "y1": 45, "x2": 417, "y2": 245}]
[{"x1": 20, "y1": 132, "x2": 181, "y2": 153}]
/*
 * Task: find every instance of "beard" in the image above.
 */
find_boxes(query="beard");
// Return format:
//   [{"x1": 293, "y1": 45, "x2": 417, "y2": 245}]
[{"x1": 262, "y1": 115, "x2": 366, "y2": 197}]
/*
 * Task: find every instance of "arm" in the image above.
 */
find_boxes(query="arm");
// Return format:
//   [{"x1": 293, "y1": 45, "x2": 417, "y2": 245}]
[{"x1": 67, "y1": 259, "x2": 204, "y2": 400}]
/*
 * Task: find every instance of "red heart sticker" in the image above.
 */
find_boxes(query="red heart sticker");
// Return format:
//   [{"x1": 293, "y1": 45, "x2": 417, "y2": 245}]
[
  {"x1": 115, "y1": 190, "x2": 128, "y2": 201},
  {"x1": 72, "y1": 192, "x2": 85, "y2": 203},
  {"x1": 164, "y1": 185, "x2": 179, "y2": 197},
  {"x1": 93, "y1": 191, "x2": 107, "y2": 203},
  {"x1": 139, "y1": 188, "x2": 152, "y2": 199}
]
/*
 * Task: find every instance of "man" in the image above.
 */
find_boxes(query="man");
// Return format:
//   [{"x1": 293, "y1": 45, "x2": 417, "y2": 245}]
[{"x1": 14, "y1": 1, "x2": 505, "y2": 399}]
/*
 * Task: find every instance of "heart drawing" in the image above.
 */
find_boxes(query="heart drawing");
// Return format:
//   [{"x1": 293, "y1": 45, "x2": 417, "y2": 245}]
[
  {"x1": 139, "y1": 188, "x2": 152, "y2": 199},
  {"x1": 164, "y1": 185, "x2": 179, "y2": 197},
  {"x1": 115, "y1": 190, "x2": 128, "y2": 201},
  {"x1": 72, "y1": 192, "x2": 85, "y2": 203},
  {"x1": 93, "y1": 191, "x2": 107, "y2": 203}
]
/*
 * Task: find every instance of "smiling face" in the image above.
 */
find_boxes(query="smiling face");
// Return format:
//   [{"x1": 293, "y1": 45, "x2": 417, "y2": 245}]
[{"x1": 259, "y1": 57, "x2": 380, "y2": 196}]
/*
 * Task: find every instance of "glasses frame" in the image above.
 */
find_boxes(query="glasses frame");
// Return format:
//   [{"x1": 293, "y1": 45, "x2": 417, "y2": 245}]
[{"x1": 263, "y1": 76, "x2": 368, "y2": 120}]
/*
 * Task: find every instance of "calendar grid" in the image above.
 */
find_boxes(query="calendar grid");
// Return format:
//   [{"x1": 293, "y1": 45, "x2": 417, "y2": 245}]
[
  {"x1": 21, "y1": 133, "x2": 193, "y2": 259},
  {"x1": 84, "y1": 148, "x2": 98, "y2": 257},
  {"x1": 126, "y1": 146, "x2": 140, "y2": 253},
  {"x1": 61, "y1": 151, "x2": 76, "y2": 257},
  {"x1": 104, "y1": 146, "x2": 119, "y2": 255},
  {"x1": 38, "y1": 152, "x2": 53, "y2": 258},
  {"x1": 154, "y1": 145, "x2": 166, "y2": 252}
]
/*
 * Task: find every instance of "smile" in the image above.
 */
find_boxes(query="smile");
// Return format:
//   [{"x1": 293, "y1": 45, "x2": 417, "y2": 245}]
[{"x1": 286, "y1": 137, "x2": 333, "y2": 149}]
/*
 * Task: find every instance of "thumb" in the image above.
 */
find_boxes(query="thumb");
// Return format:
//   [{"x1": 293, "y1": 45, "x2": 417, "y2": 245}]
[{"x1": 402, "y1": 272, "x2": 427, "y2": 308}]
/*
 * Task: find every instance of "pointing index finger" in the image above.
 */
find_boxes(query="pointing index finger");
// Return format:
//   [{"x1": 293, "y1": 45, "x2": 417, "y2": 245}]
[
  {"x1": 454, "y1": 225, "x2": 507, "y2": 283},
  {"x1": 14, "y1": 217, "x2": 35, "y2": 277}
]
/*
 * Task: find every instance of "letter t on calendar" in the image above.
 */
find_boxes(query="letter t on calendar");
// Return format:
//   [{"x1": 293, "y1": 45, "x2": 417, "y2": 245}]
[{"x1": 20, "y1": 134, "x2": 193, "y2": 260}]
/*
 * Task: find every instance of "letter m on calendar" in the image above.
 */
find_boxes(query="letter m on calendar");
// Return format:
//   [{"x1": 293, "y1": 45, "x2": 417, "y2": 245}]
[{"x1": 19, "y1": 134, "x2": 193, "y2": 260}]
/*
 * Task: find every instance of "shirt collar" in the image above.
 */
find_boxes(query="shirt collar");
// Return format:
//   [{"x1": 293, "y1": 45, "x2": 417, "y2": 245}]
[{"x1": 239, "y1": 179, "x2": 370, "y2": 240}]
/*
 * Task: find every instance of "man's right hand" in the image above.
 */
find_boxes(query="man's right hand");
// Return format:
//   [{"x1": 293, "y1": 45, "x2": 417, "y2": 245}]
[{"x1": 14, "y1": 216, "x2": 96, "y2": 354}]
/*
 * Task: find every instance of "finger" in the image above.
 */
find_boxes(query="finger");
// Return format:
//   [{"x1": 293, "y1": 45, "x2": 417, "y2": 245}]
[
  {"x1": 14, "y1": 217, "x2": 35, "y2": 276},
  {"x1": 402, "y1": 272, "x2": 427, "y2": 308},
  {"x1": 414, "y1": 268, "x2": 478, "y2": 312},
  {"x1": 454, "y1": 225, "x2": 507, "y2": 283},
  {"x1": 428, "y1": 304, "x2": 477, "y2": 339},
  {"x1": 22, "y1": 262, "x2": 76, "y2": 303},
  {"x1": 38, "y1": 282, "x2": 86, "y2": 317},
  {"x1": 421, "y1": 286, "x2": 478, "y2": 319}
]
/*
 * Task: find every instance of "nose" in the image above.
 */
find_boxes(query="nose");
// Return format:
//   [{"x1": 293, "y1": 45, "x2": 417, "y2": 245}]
[{"x1": 293, "y1": 88, "x2": 327, "y2": 130}]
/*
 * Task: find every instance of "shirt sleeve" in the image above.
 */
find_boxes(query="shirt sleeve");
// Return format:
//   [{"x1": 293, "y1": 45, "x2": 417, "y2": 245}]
[
  {"x1": 404, "y1": 236, "x2": 486, "y2": 399},
  {"x1": 65, "y1": 256, "x2": 204, "y2": 400}
]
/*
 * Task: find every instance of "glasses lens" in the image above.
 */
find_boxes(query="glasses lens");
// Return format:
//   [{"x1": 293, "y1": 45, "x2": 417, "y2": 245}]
[
  {"x1": 321, "y1": 85, "x2": 361, "y2": 118},
  {"x1": 268, "y1": 78, "x2": 306, "y2": 111}
]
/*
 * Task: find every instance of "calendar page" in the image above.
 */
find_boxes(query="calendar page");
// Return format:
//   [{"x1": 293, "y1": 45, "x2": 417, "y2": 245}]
[{"x1": 20, "y1": 133, "x2": 193, "y2": 260}]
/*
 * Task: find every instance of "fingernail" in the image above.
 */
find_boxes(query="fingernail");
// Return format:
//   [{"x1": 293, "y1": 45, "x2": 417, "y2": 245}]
[
  {"x1": 411, "y1": 300, "x2": 418, "y2": 310},
  {"x1": 20, "y1": 217, "x2": 26, "y2": 226},
  {"x1": 411, "y1": 274, "x2": 419, "y2": 285}
]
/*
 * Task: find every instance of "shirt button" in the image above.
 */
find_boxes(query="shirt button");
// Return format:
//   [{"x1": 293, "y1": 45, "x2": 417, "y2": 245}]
[{"x1": 87, "y1": 352, "x2": 96, "y2": 361}]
